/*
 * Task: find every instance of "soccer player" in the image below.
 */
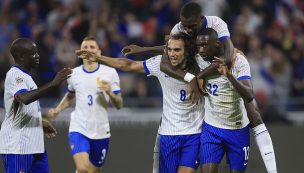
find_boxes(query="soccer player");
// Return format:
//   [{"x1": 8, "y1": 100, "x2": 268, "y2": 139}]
[
  {"x1": 197, "y1": 28, "x2": 276, "y2": 173},
  {"x1": 47, "y1": 36, "x2": 123, "y2": 173},
  {"x1": 0, "y1": 38, "x2": 71, "y2": 173},
  {"x1": 77, "y1": 33, "x2": 204, "y2": 173}
]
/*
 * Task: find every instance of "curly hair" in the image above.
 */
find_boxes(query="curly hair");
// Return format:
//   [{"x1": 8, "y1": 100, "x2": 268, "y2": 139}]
[{"x1": 164, "y1": 33, "x2": 200, "y2": 74}]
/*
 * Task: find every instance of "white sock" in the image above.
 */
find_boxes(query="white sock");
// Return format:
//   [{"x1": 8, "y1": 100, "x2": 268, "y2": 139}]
[
  {"x1": 152, "y1": 134, "x2": 160, "y2": 173},
  {"x1": 253, "y1": 123, "x2": 277, "y2": 173}
]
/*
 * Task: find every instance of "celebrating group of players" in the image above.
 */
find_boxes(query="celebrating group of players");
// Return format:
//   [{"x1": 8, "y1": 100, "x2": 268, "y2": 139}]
[{"x1": 0, "y1": 2, "x2": 277, "y2": 173}]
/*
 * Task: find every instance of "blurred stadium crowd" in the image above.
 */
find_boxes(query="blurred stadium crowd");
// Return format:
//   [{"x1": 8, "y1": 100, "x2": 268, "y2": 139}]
[{"x1": 0, "y1": 0, "x2": 303, "y2": 121}]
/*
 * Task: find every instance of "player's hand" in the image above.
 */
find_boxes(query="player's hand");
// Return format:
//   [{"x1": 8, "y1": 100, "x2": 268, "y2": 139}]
[
  {"x1": 42, "y1": 118, "x2": 57, "y2": 138},
  {"x1": 47, "y1": 108, "x2": 59, "y2": 119},
  {"x1": 75, "y1": 50, "x2": 100, "y2": 62},
  {"x1": 188, "y1": 78, "x2": 202, "y2": 105},
  {"x1": 50, "y1": 68, "x2": 72, "y2": 87},
  {"x1": 97, "y1": 77, "x2": 112, "y2": 94},
  {"x1": 212, "y1": 57, "x2": 229, "y2": 76},
  {"x1": 121, "y1": 44, "x2": 144, "y2": 55}
]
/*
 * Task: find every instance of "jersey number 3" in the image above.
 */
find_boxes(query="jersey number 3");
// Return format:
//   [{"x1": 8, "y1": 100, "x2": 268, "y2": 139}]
[{"x1": 88, "y1": 95, "x2": 93, "y2": 106}]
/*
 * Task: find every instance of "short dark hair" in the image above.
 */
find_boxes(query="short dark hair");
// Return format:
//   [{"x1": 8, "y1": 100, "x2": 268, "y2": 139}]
[
  {"x1": 165, "y1": 33, "x2": 199, "y2": 74},
  {"x1": 10, "y1": 38, "x2": 33, "y2": 60},
  {"x1": 197, "y1": 28, "x2": 218, "y2": 41},
  {"x1": 181, "y1": 2, "x2": 202, "y2": 18}
]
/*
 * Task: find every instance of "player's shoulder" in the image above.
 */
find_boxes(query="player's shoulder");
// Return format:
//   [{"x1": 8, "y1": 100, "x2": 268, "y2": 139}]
[
  {"x1": 171, "y1": 22, "x2": 182, "y2": 34},
  {"x1": 99, "y1": 64, "x2": 118, "y2": 74},
  {"x1": 71, "y1": 65, "x2": 82, "y2": 73},
  {"x1": 6, "y1": 67, "x2": 29, "y2": 80},
  {"x1": 146, "y1": 55, "x2": 162, "y2": 64},
  {"x1": 232, "y1": 50, "x2": 250, "y2": 68}
]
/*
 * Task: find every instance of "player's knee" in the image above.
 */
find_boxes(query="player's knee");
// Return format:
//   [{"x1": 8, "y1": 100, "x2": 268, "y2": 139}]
[{"x1": 76, "y1": 165, "x2": 89, "y2": 173}]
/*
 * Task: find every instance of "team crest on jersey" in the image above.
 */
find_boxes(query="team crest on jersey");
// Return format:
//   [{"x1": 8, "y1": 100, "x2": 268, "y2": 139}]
[{"x1": 16, "y1": 77, "x2": 24, "y2": 84}]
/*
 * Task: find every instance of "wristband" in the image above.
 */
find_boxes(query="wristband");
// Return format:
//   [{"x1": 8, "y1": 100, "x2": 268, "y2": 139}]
[{"x1": 184, "y1": 73, "x2": 195, "y2": 83}]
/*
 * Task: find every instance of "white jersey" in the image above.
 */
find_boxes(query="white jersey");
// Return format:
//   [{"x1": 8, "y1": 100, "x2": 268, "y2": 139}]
[
  {"x1": 0, "y1": 66, "x2": 44, "y2": 154},
  {"x1": 171, "y1": 16, "x2": 230, "y2": 40},
  {"x1": 68, "y1": 64, "x2": 121, "y2": 139},
  {"x1": 195, "y1": 53, "x2": 250, "y2": 129},
  {"x1": 144, "y1": 55, "x2": 203, "y2": 135}
]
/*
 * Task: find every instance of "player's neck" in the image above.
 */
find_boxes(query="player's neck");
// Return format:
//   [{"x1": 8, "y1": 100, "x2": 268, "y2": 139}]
[
  {"x1": 14, "y1": 63, "x2": 30, "y2": 73},
  {"x1": 83, "y1": 61, "x2": 99, "y2": 72}
]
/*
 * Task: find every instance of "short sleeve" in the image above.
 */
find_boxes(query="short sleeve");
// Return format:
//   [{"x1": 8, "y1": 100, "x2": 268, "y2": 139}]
[
  {"x1": 67, "y1": 73, "x2": 75, "y2": 93},
  {"x1": 110, "y1": 69, "x2": 121, "y2": 94},
  {"x1": 143, "y1": 55, "x2": 162, "y2": 77},
  {"x1": 233, "y1": 54, "x2": 252, "y2": 80},
  {"x1": 205, "y1": 16, "x2": 230, "y2": 40},
  {"x1": 170, "y1": 22, "x2": 182, "y2": 34},
  {"x1": 8, "y1": 72, "x2": 29, "y2": 97}
]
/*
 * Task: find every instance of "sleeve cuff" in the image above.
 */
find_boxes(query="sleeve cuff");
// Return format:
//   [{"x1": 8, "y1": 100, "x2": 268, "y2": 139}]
[
  {"x1": 143, "y1": 61, "x2": 150, "y2": 75},
  {"x1": 67, "y1": 88, "x2": 75, "y2": 93},
  {"x1": 113, "y1": 90, "x2": 121, "y2": 94},
  {"x1": 219, "y1": 35, "x2": 230, "y2": 41},
  {"x1": 14, "y1": 89, "x2": 28, "y2": 97},
  {"x1": 237, "y1": 76, "x2": 251, "y2": 80}
]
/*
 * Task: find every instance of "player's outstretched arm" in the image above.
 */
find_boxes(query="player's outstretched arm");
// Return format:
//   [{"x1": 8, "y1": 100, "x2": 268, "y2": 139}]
[
  {"x1": 76, "y1": 50, "x2": 145, "y2": 73},
  {"x1": 47, "y1": 92, "x2": 75, "y2": 119},
  {"x1": 122, "y1": 44, "x2": 165, "y2": 56},
  {"x1": 15, "y1": 68, "x2": 72, "y2": 105}
]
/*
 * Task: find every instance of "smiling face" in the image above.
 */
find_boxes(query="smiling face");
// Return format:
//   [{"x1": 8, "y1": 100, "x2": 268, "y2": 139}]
[
  {"x1": 80, "y1": 39, "x2": 101, "y2": 63},
  {"x1": 167, "y1": 39, "x2": 186, "y2": 67},
  {"x1": 196, "y1": 34, "x2": 219, "y2": 61}
]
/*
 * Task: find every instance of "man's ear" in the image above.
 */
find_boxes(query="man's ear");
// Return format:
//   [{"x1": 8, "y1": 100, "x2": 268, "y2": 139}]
[{"x1": 215, "y1": 41, "x2": 221, "y2": 48}]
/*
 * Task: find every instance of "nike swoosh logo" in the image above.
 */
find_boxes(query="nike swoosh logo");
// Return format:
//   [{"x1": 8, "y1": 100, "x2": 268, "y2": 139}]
[
  {"x1": 30, "y1": 86, "x2": 34, "y2": 90},
  {"x1": 265, "y1": 152, "x2": 273, "y2": 155},
  {"x1": 244, "y1": 162, "x2": 248, "y2": 165},
  {"x1": 164, "y1": 75, "x2": 169, "y2": 78}
]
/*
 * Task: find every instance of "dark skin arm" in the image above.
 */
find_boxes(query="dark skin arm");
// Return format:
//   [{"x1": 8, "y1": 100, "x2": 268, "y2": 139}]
[
  {"x1": 122, "y1": 45, "x2": 165, "y2": 56},
  {"x1": 214, "y1": 57, "x2": 263, "y2": 127},
  {"x1": 15, "y1": 68, "x2": 72, "y2": 105}
]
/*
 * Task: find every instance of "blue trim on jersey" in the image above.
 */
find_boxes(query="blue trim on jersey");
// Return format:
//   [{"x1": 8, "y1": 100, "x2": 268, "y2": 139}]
[
  {"x1": 203, "y1": 16, "x2": 207, "y2": 29},
  {"x1": 143, "y1": 61, "x2": 150, "y2": 75},
  {"x1": 67, "y1": 88, "x2": 75, "y2": 93},
  {"x1": 237, "y1": 76, "x2": 251, "y2": 81},
  {"x1": 12, "y1": 65, "x2": 31, "y2": 76},
  {"x1": 219, "y1": 35, "x2": 230, "y2": 41},
  {"x1": 82, "y1": 64, "x2": 100, "y2": 73},
  {"x1": 14, "y1": 89, "x2": 28, "y2": 97},
  {"x1": 113, "y1": 90, "x2": 121, "y2": 94}
]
